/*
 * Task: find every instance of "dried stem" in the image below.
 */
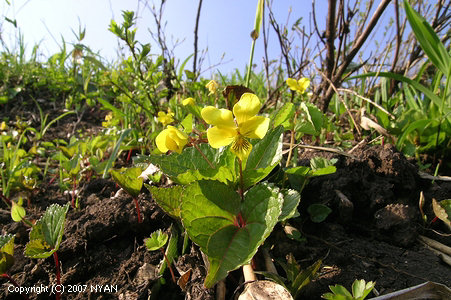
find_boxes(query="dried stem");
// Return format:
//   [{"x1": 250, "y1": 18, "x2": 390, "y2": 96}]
[{"x1": 193, "y1": 0, "x2": 203, "y2": 78}]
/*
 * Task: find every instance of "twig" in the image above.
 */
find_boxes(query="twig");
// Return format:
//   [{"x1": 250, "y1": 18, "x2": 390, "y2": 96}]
[
  {"x1": 337, "y1": 88, "x2": 395, "y2": 119},
  {"x1": 418, "y1": 235, "x2": 451, "y2": 256},
  {"x1": 282, "y1": 142, "x2": 360, "y2": 161},
  {"x1": 192, "y1": 0, "x2": 203, "y2": 78}
]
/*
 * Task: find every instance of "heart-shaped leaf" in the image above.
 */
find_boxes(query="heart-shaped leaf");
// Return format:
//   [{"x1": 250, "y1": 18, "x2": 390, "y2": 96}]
[
  {"x1": 181, "y1": 180, "x2": 283, "y2": 287},
  {"x1": 110, "y1": 167, "x2": 143, "y2": 198},
  {"x1": 11, "y1": 198, "x2": 26, "y2": 222},
  {"x1": 273, "y1": 103, "x2": 295, "y2": 129},
  {"x1": 0, "y1": 234, "x2": 15, "y2": 274},
  {"x1": 308, "y1": 204, "x2": 332, "y2": 223},
  {"x1": 243, "y1": 126, "x2": 284, "y2": 189},
  {"x1": 146, "y1": 143, "x2": 238, "y2": 185},
  {"x1": 279, "y1": 189, "x2": 300, "y2": 222},
  {"x1": 24, "y1": 203, "x2": 70, "y2": 259},
  {"x1": 146, "y1": 184, "x2": 184, "y2": 219}
]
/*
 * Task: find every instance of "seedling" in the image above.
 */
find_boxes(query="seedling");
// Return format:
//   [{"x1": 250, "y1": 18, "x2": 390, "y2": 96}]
[
  {"x1": 10, "y1": 196, "x2": 34, "y2": 227},
  {"x1": 144, "y1": 229, "x2": 176, "y2": 284},
  {"x1": 1, "y1": 234, "x2": 30, "y2": 300},
  {"x1": 24, "y1": 203, "x2": 70, "y2": 300},
  {"x1": 322, "y1": 279, "x2": 376, "y2": 300},
  {"x1": 257, "y1": 254, "x2": 322, "y2": 299},
  {"x1": 110, "y1": 167, "x2": 143, "y2": 223},
  {"x1": 432, "y1": 198, "x2": 451, "y2": 230}
]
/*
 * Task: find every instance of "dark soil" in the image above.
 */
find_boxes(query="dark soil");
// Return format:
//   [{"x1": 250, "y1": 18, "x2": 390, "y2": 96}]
[{"x1": 1, "y1": 102, "x2": 450, "y2": 300}]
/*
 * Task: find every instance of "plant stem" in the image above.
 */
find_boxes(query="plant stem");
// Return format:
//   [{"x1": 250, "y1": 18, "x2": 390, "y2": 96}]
[
  {"x1": 238, "y1": 159, "x2": 245, "y2": 201},
  {"x1": 242, "y1": 264, "x2": 256, "y2": 282},
  {"x1": 160, "y1": 248, "x2": 176, "y2": 284},
  {"x1": 53, "y1": 252, "x2": 61, "y2": 300},
  {"x1": 245, "y1": 40, "x2": 256, "y2": 88},
  {"x1": 1, "y1": 273, "x2": 30, "y2": 300},
  {"x1": 191, "y1": 138, "x2": 215, "y2": 169},
  {"x1": 133, "y1": 197, "x2": 142, "y2": 223}
]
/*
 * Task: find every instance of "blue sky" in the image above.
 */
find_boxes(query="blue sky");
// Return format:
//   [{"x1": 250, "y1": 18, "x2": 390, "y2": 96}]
[{"x1": 1, "y1": 0, "x2": 395, "y2": 76}]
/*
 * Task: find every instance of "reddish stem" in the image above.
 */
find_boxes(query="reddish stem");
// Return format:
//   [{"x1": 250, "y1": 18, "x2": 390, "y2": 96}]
[
  {"x1": 160, "y1": 248, "x2": 177, "y2": 283},
  {"x1": 126, "y1": 148, "x2": 133, "y2": 163},
  {"x1": 133, "y1": 197, "x2": 142, "y2": 223},
  {"x1": 53, "y1": 252, "x2": 61, "y2": 300},
  {"x1": 1, "y1": 273, "x2": 30, "y2": 300}
]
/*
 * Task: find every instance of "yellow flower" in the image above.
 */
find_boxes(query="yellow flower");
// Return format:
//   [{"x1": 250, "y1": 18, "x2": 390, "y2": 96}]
[
  {"x1": 157, "y1": 109, "x2": 175, "y2": 126},
  {"x1": 156, "y1": 126, "x2": 189, "y2": 154},
  {"x1": 205, "y1": 80, "x2": 219, "y2": 96},
  {"x1": 182, "y1": 97, "x2": 195, "y2": 106},
  {"x1": 201, "y1": 93, "x2": 269, "y2": 161},
  {"x1": 286, "y1": 77, "x2": 310, "y2": 94},
  {"x1": 0, "y1": 121, "x2": 7, "y2": 131},
  {"x1": 102, "y1": 112, "x2": 114, "y2": 127}
]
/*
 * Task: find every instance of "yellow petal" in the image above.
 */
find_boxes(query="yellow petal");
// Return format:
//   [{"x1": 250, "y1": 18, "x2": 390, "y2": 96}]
[
  {"x1": 230, "y1": 136, "x2": 252, "y2": 161},
  {"x1": 156, "y1": 129, "x2": 170, "y2": 153},
  {"x1": 239, "y1": 116, "x2": 270, "y2": 139},
  {"x1": 201, "y1": 106, "x2": 235, "y2": 128},
  {"x1": 233, "y1": 93, "x2": 261, "y2": 125},
  {"x1": 286, "y1": 78, "x2": 299, "y2": 91},
  {"x1": 298, "y1": 78, "x2": 310, "y2": 93},
  {"x1": 156, "y1": 126, "x2": 188, "y2": 154},
  {"x1": 206, "y1": 126, "x2": 237, "y2": 148},
  {"x1": 182, "y1": 97, "x2": 195, "y2": 106}
]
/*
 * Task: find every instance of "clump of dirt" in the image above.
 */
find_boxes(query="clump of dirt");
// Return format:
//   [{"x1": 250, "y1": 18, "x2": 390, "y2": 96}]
[{"x1": 1, "y1": 140, "x2": 450, "y2": 299}]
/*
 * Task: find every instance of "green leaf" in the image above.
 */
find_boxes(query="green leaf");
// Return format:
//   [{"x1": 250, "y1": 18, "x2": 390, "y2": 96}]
[
  {"x1": 11, "y1": 199, "x2": 26, "y2": 222},
  {"x1": 243, "y1": 126, "x2": 284, "y2": 189},
  {"x1": 0, "y1": 234, "x2": 15, "y2": 274},
  {"x1": 285, "y1": 166, "x2": 311, "y2": 191},
  {"x1": 404, "y1": 0, "x2": 450, "y2": 75},
  {"x1": 25, "y1": 203, "x2": 70, "y2": 259},
  {"x1": 396, "y1": 119, "x2": 431, "y2": 150},
  {"x1": 146, "y1": 184, "x2": 184, "y2": 219},
  {"x1": 329, "y1": 284, "x2": 353, "y2": 297},
  {"x1": 291, "y1": 259, "x2": 322, "y2": 299},
  {"x1": 296, "y1": 103, "x2": 324, "y2": 136},
  {"x1": 311, "y1": 165, "x2": 337, "y2": 177},
  {"x1": 279, "y1": 189, "x2": 300, "y2": 222},
  {"x1": 178, "y1": 54, "x2": 194, "y2": 81},
  {"x1": 351, "y1": 72, "x2": 451, "y2": 123},
  {"x1": 146, "y1": 143, "x2": 237, "y2": 185},
  {"x1": 181, "y1": 181, "x2": 283, "y2": 287},
  {"x1": 181, "y1": 114, "x2": 193, "y2": 133},
  {"x1": 307, "y1": 204, "x2": 332, "y2": 223},
  {"x1": 273, "y1": 102, "x2": 295, "y2": 129},
  {"x1": 103, "y1": 128, "x2": 132, "y2": 178},
  {"x1": 144, "y1": 230, "x2": 168, "y2": 251},
  {"x1": 110, "y1": 167, "x2": 143, "y2": 198}
]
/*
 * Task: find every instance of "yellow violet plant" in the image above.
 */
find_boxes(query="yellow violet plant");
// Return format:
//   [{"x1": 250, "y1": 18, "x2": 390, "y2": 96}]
[
  {"x1": 157, "y1": 109, "x2": 175, "y2": 126},
  {"x1": 205, "y1": 79, "x2": 219, "y2": 95},
  {"x1": 286, "y1": 77, "x2": 310, "y2": 94},
  {"x1": 144, "y1": 89, "x2": 332, "y2": 289},
  {"x1": 201, "y1": 93, "x2": 270, "y2": 161}
]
